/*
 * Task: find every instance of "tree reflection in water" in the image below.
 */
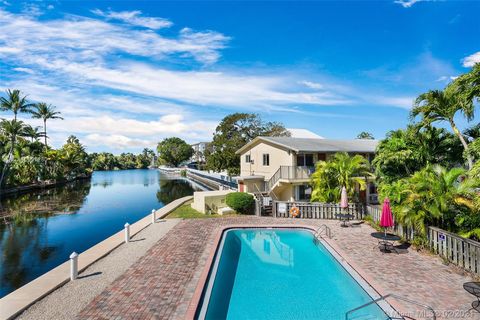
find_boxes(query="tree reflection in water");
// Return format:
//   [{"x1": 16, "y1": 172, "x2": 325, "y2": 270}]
[
  {"x1": 156, "y1": 177, "x2": 198, "y2": 205},
  {"x1": 0, "y1": 180, "x2": 91, "y2": 296}
]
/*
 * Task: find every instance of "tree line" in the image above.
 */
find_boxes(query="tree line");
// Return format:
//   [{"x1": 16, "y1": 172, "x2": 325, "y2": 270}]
[{"x1": 0, "y1": 89, "x2": 156, "y2": 191}]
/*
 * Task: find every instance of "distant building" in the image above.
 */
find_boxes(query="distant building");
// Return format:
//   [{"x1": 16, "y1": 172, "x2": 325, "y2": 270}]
[
  {"x1": 235, "y1": 136, "x2": 378, "y2": 204},
  {"x1": 189, "y1": 142, "x2": 211, "y2": 165},
  {"x1": 287, "y1": 128, "x2": 324, "y2": 139}
]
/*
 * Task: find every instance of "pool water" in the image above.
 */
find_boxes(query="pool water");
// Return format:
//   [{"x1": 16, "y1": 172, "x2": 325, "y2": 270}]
[{"x1": 200, "y1": 229, "x2": 388, "y2": 319}]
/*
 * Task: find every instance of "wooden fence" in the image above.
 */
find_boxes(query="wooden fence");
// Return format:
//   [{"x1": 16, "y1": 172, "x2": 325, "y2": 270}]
[
  {"x1": 366, "y1": 205, "x2": 415, "y2": 241},
  {"x1": 369, "y1": 205, "x2": 480, "y2": 275},
  {"x1": 273, "y1": 201, "x2": 366, "y2": 220},
  {"x1": 429, "y1": 227, "x2": 480, "y2": 275}
]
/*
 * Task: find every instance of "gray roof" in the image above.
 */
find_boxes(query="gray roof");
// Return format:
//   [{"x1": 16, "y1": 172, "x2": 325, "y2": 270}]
[{"x1": 237, "y1": 136, "x2": 378, "y2": 154}]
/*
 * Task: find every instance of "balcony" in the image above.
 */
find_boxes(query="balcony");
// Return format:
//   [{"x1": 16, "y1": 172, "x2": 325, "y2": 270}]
[{"x1": 266, "y1": 166, "x2": 314, "y2": 191}]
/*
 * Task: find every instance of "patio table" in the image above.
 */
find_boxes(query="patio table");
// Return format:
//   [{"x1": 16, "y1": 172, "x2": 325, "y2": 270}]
[
  {"x1": 371, "y1": 232, "x2": 401, "y2": 252},
  {"x1": 335, "y1": 213, "x2": 354, "y2": 227},
  {"x1": 464, "y1": 282, "x2": 480, "y2": 313}
]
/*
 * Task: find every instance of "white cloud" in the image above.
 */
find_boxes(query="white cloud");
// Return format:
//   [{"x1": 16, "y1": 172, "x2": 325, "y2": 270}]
[
  {"x1": 91, "y1": 9, "x2": 172, "y2": 29},
  {"x1": 393, "y1": 0, "x2": 435, "y2": 8},
  {"x1": 84, "y1": 134, "x2": 155, "y2": 149},
  {"x1": 12, "y1": 67, "x2": 34, "y2": 74},
  {"x1": 0, "y1": 7, "x2": 412, "y2": 151},
  {"x1": 462, "y1": 52, "x2": 480, "y2": 67},
  {"x1": 299, "y1": 80, "x2": 323, "y2": 90},
  {"x1": 368, "y1": 96, "x2": 414, "y2": 109}
]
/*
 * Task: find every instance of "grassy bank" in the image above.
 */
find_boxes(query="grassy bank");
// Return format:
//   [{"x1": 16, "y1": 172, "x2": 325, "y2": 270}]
[{"x1": 166, "y1": 204, "x2": 237, "y2": 219}]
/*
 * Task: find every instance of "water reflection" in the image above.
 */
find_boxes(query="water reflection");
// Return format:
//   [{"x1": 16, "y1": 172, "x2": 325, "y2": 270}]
[
  {"x1": 240, "y1": 230, "x2": 294, "y2": 267},
  {"x1": 156, "y1": 177, "x2": 198, "y2": 204},
  {"x1": 0, "y1": 169, "x2": 198, "y2": 298}
]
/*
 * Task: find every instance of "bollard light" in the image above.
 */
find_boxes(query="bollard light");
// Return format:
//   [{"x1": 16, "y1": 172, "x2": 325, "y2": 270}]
[
  {"x1": 151, "y1": 209, "x2": 156, "y2": 224},
  {"x1": 124, "y1": 223, "x2": 130, "y2": 243},
  {"x1": 70, "y1": 252, "x2": 78, "y2": 281}
]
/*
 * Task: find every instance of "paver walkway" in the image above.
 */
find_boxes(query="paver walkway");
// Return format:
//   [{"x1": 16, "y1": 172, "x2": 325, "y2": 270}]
[{"x1": 78, "y1": 217, "x2": 477, "y2": 319}]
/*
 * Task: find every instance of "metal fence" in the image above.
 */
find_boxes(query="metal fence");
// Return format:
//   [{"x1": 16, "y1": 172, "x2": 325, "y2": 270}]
[{"x1": 272, "y1": 201, "x2": 366, "y2": 219}]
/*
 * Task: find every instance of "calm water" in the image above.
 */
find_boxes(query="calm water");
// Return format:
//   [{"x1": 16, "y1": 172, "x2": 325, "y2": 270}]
[
  {"x1": 0, "y1": 169, "x2": 200, "y2": 298},
  {"x1": 202, "y1": 229, "x2": 387, "y2": 319}
]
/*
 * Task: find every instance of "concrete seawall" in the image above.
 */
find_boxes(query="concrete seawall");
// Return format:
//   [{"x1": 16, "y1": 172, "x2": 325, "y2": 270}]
[{"x1": 0, "y1": 196, "x2": 193, "y2": 320}]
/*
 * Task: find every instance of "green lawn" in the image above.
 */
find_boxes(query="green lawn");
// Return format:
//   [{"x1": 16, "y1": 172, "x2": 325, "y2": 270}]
[{"x1": 166, "y1": 204, "x2": 238, "y2": 219}]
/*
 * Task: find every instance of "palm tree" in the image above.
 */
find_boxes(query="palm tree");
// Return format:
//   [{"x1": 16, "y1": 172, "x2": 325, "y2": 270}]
[
  {"x1": 396, "y1": 165, "x2": 478, "y2": 235},
  {"x1": 24, "y1": 125, "x2": 45, "y2": 143},
  {"x1": 311, "y1": 152, "x2": 372, "y2": 202},
  {"x1": 0, "y1": 89, "x2": 35, "y2": 121},
  {"x1": 455, "y1": 63, "x2": 480, "y2": 104},
  {"x1": 31, "y1": 103, "x2": 63, "y2": 150},
  {"x1": 0, "y1": 119, "x2": 29, "y2": 188},
  {"x1": 411, "y1": 87, "x2": 474, "y2": 169}
]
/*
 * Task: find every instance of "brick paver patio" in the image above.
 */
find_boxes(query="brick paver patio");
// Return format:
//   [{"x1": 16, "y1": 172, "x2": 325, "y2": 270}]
[{"x1": 78, "y1": 217, "x2": 478, "y2": 319}]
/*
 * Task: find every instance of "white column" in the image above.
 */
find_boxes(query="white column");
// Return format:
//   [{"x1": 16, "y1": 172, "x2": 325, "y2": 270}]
[
  {"x1": 151, "y1": 209, "x2": 156, "y2": 224},
  {"x1": 70, "y1": 252, "x2": 78, "y2": 281},
  {"x1": 124, "y1": 223, "x2": 130, "y2": 243}
]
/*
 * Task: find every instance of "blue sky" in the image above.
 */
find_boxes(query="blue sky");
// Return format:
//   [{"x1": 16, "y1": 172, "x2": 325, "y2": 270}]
[{"x1": 0, "y1": 0, "x2": 479, "y2": 153}]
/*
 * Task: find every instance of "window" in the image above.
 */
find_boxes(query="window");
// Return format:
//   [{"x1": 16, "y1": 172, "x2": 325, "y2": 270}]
[
  {"x1": 245, "y1": 154, "x2": 251, "y2": 163},
  {"x1": 305, "y1": 154, "x2": 314, "y2": 166},
  {"x1": 263, "y1": 154, "x2": 270, "y2": 166},
  {"x1": 297, "y1": 185, "x2": 312, "y2": 201}
]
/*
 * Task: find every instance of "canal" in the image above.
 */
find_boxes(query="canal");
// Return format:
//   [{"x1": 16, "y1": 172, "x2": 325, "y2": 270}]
[{"x1": 0, "y1": 169, "x2": 201, "y2": 298}]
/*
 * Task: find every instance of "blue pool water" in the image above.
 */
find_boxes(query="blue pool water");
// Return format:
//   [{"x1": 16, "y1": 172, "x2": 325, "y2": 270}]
[{"x1": 201, "y1": 229, "x2": 388, "y2": 319}]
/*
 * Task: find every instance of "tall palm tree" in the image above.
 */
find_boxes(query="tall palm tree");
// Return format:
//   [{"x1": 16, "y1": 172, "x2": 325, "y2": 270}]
[
  {"x1": 31, "y1": 103, "x2": 63, "y2": 150},
  {"x1": 411, "y1": 87, "x2": 475, "y2": 169},
  {"x1": 0, "y1": 89, "x2": 35, "y2": 121},
  {"x1": 455, "y1": 63, "x2": 480, "y2": 104}
]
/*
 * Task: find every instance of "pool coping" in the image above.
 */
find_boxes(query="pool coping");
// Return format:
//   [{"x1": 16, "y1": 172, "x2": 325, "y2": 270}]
[
  {"x1": 186, "y1": 224, "x2": 408, "y2": 320},
  {"x1": 0, "y1": 195, "x2": 193, "y2": 320}
]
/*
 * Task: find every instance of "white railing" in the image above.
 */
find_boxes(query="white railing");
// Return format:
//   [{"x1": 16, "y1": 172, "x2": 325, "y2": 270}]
[
  {"x1": 266, "y1": 166, "x2": 314, "y2": 191},
  {"x1": 273, "y1": 201, "x2": 366, "y2": 219}
]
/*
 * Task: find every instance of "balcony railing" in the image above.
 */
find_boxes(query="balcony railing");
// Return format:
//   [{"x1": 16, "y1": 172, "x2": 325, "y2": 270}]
[{"x1": 266, "y1": 166, "x2": 314, "y2": 191}]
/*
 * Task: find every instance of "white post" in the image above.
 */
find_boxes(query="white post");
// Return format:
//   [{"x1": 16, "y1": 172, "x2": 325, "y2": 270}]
[
  {"x1": 151, "y1": 209, "x2": 156, "y2": 224},
  {"x1": 70, "y1": 252, "x2": 78, "y2": 280},
  {"x1": 124, "y1": 223, "x2": 130, "y2": 243}
]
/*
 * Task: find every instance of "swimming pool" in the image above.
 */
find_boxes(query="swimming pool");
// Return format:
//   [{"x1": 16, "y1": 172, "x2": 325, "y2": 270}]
[{"x1": 197, "y1": 228, "x2": 390, "y2": 319}]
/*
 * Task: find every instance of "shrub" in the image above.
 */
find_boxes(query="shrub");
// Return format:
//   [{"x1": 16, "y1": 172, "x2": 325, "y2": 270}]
[{"x1": 226, "y1": 192, "x2": 255, "y2": 215}]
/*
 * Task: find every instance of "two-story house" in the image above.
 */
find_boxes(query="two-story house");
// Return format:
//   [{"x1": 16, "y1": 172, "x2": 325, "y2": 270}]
[{"x1": 235, "y1": 136, "x2": 378, "y2": 204}]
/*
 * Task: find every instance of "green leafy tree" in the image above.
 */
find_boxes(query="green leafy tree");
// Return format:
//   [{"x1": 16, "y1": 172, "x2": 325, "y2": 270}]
[
  {"x1": 381, "y1": 165, "x2": 479, "y2": 236},
  {"x1": 31, "y1": 103, "x2": 63, "y2": 150},
  {"x1": 206, "y1": 113, "x2": 290, "y2": 175},
  {"x1": 373, "y1": 125, "x2": 463, "y2": 184},
  {"x1": 310, "y1": 152, "x2": 372, "y2": 203},
  {"x1": 90, "y1": 152, "x2": 119, "y2": 171},
  {"x1": 455, "y1": 63, "x2": 480, "y2": 104},
  {"x1": 59, "y1": 136, "x2": 90, "y2": 178},
  {"x1": 411, "y1": 85, "x2": 475, "y2": 168},
  {"x1": 0, "y1": 89, "x2": 34, "y2": 121},
  {"x1": 157, "y1": 137, "x2": 193, "y2": 167},
  {"x1": 356, "y1": 131, "x2": 374, "y2": 139},
  {"x1": 0, "y1": 120, "x2": 29, "y2": 188}
]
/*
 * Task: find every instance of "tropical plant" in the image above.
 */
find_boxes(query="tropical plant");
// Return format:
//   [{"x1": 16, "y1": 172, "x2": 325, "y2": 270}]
[
  {"x1": 0, "y1": 119, "x2": 30, "y2": 188},
  {"x1": 455, "y1": 63, "x2": 480, "y2": 104},
  {"x1": 24, "y1": 125, "x2": 45, "y2": 143},
  {"x1": 0, "y1": 89, "x2": 34, "y2": 121},
  {"x1": 206, "y1": 113, "x2": 290, "y2": 175},
  {"x1": 411, "y1": 86, "x2": 475, "y2": 168},
  {"x1": 310, "y1": 152, "x2": 372, "y2": 203},
  {"x1": 356, "y1": 131, "x2": 374, "y2": 139},
  {"x1": 157, "y1": 137, "x2": 193, "y2": 167},
  {"x1": 373, "y1": 125, "x2": 463, "y2": 183},
  {"x1": 381, "y1": 165, "x2": 479, "y2": 236},
  {"x1": 31, "y1": 103, "x2": 63, "y2": 150}
]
